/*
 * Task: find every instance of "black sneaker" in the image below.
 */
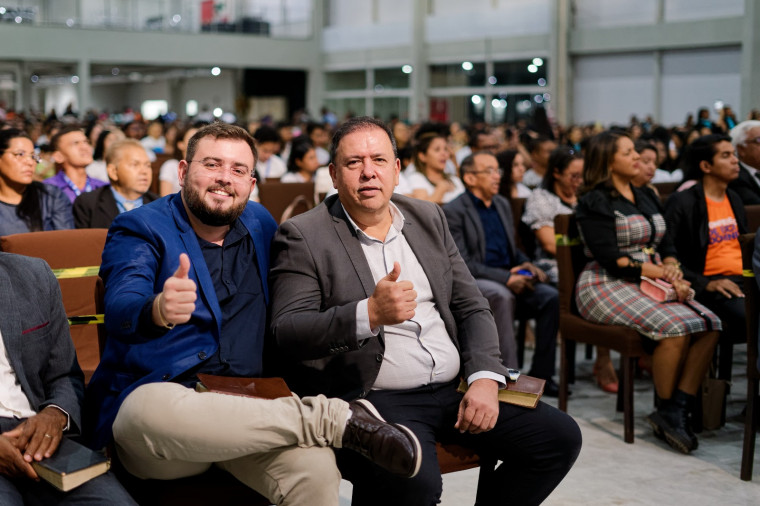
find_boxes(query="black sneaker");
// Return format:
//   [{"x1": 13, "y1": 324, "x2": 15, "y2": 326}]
[
  {"x1": 646, "y1": 410, "x2": 694, "y2": 454},
  {"x1": 342, "y1": 399, "x2": 422, "y2": 478}
]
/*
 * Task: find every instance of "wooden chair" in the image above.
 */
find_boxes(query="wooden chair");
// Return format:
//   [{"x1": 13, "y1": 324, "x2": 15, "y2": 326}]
[
  {"x1": 0, "y1": 229, "x2": 108, "y2": 383},
  {"x1": 653, "y1": 182, "x2": 679, "y2": 202},
  {"x1": 150, "y1": 153, "x2": 173, "y2": 195},
  {"x1": 745, "y1": 205, "x2": 760, "y2": 233},
  {"x1": 554, "y1": 214, "x2": 647, "y2": 443},
  {"x1": 740, "y1": 233, "x2": 759, "y2": 480},
  {"x1": 258, "y1": 181, "x2": 316, "y2": 223}
]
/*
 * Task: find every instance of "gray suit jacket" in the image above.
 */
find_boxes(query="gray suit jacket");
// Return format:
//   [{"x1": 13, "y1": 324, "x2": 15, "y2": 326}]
[
  {"x1": 269, "y1": 193, "x2": 507, "y2": 399},
  {"x1": 443, "y1": 192, "x2": 530, "y2": 285},
  {"x1": 728, "y1": 162, "x2": 760, "y2": 205},
  {"x1": 0, "y1": 253, "x2": 84, "y2": 432}
]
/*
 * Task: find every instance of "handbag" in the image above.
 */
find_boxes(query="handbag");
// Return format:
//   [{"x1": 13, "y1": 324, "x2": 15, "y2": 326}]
[{"x1": 640, "y1": 276, "x2": 695, "y2": 302}]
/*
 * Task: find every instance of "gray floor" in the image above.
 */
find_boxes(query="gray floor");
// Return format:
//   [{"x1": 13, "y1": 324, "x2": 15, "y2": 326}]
[{"x1": 339, "y1": 344, "x2": 760, "y2": 505}]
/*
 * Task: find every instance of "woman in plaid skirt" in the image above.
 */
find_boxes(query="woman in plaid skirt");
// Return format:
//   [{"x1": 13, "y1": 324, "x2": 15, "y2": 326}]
[{"x1": 575, "y1": 130, "x2": 720, "y2": 454}]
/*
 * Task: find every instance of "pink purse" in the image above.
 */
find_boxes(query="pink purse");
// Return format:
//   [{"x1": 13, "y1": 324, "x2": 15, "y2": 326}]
[{"x1": 640, "y1": 276, "x2": 694, "y2": 302}]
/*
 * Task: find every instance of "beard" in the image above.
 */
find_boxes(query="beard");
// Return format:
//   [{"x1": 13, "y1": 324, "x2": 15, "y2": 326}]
[{"x1": 183, "y1": 183, "x2": 248, "y2": 227}]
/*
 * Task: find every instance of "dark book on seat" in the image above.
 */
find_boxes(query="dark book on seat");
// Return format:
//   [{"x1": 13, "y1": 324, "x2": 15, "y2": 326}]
[
  {"x1": 196, "y1": 374, "x2": 292, "y2": 400},
  {"x1": 32, "y1": 437, "x2": 110, "y2": 492}
]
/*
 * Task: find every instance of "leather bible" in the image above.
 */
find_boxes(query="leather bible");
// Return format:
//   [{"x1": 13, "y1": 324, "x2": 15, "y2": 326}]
[
  {"x1": 195, "y1": 374, "x2": 293, "y2": 400},
  {"x1": 457, "y1": 375, "x2": 546, "y2": 409}
]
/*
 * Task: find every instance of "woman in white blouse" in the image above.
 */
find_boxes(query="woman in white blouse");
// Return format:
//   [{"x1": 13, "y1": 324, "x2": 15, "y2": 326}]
[{"x1": 407, "y1": 133, "x2": 464, "y2": 204}]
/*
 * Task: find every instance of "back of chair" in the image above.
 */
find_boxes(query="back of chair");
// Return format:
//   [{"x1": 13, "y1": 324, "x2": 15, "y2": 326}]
[
  {"x1": 740, "y1": 233, "x2": 760, "y2": 381},
  {"x1": 258, "y1": 181, "x2": 316, "y2": 224},
  {"x1": 0, "y1": 229, "x2": 109, "y2": 382},
  {"x1": 745, "y1": 205, "x2": 760, "y2": 234},
  {"x1": 554, "y1": 213, "x2": 585, "y2": 316}
]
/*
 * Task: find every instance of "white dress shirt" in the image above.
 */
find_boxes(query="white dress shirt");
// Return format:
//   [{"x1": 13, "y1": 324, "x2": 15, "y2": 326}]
[{"x1": 344, "y1": 202, "x2": 506, "y2": 390}]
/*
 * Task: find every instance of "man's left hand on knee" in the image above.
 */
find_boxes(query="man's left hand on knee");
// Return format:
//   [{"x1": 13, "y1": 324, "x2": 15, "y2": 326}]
[{"x1": 455, "y1": 379, "x2": 499, "y2": 434}]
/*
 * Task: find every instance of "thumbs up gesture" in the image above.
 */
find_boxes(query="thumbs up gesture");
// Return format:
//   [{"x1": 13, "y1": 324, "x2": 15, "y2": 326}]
[
  {"x1": 368, "y1": 261, "x2": 417, "y2": 328},
  {"x1": 153, "y1": 253, "x2": 197, "y2": 327}
]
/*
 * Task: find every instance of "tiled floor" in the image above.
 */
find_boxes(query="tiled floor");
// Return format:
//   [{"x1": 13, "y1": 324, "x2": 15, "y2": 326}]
[{"x1": 339, "y1": 344, "x2": 760, "y2": 505}]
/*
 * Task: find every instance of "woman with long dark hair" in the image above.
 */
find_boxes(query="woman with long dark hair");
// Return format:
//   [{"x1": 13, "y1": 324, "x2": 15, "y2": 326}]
[
  {"x1": 575, "y1": 130, "x2": 720, "y2": 453},
  {"x1": 407, "y1": 133, "x2": 464, "y2": 204},
  {"x1": 0, "y1": 129, "x2": 73, "y2": 235}
]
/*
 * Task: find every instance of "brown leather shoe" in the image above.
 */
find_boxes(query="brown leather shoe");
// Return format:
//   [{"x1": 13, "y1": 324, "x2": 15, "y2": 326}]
[{"x1": 342, "y1": 399, "x2": 422, "y2": 478}]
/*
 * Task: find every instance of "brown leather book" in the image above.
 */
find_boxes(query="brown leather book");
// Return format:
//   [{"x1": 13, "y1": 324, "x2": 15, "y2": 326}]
[
  {"x1": 457, "y1": 375, "x2": 545, "y2": 409},
  {"x1": 195, "y1": 374, "x2": 293, "y2": 400}
]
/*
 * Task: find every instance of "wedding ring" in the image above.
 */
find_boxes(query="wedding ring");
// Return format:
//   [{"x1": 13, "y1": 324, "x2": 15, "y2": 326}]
[{"x1": 44, "y1": 433, "x2": 52, "y2": 438}]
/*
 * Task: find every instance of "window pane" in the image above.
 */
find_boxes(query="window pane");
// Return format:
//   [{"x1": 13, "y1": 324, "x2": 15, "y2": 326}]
[
  {"x1": 373, "y1": 97, "x2": 410, "y2": 122},
  {"x1": 375, "y1": 68, "x2": 409, "y2": 90},
  {"x1": 325, "y1": 97, "x2": 366, "y2": 118},
  {"x1": 429, "y1": 62, "x2": 486, "y2": 87},
  {"x1": 325, "y1": 70, "x2": 366, "y2": 91},
  {"x1": 492, "y1": 59, "x2": 548, "y2": 86}
]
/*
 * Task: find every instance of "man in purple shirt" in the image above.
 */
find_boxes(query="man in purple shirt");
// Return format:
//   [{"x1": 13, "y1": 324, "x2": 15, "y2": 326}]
[{"x1": 44, "y1": 126, "x2": 107, "y2": 203}]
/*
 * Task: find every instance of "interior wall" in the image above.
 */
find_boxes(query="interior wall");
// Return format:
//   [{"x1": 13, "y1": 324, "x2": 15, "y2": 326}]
[
  {"x1": 572, "y1": 52, "x2": 655, "y2": 126},
  {"x1": 659, "y1": 46, "x2": 741, "y2": 125}
]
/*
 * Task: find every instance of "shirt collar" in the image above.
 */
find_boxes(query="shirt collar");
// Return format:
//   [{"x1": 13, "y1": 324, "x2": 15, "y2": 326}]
[
  {"x1": 110, "y1": 185, "x2": 143, "y2": 210},
  {"x1": 340, "y1": 200, "x2": 405, "y2": 242}
]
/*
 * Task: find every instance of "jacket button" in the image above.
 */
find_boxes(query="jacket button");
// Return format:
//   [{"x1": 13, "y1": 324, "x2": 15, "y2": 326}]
[
  {"x1": 198, "y1": 351, "x2": 207, "y2": 360},
  {"x1": 162, "y1": 374, "x2": 170, "y2": 381},
  {"x1": 375, "y1": 353, "x2": 383, "y2": 362}
]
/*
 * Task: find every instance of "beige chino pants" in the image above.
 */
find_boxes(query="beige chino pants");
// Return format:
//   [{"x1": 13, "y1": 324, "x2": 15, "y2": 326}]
[{"x1": 112, "y1": 382, "x2": 350, "y2": 505}]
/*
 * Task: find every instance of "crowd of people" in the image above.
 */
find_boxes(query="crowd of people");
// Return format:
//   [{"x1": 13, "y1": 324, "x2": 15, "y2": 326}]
[{"x1": 1, "y1": 101, "x2": 760, "y2": 504}]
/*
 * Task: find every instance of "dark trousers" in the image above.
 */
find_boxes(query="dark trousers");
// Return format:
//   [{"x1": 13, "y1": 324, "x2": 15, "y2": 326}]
[
  {"x1": 0, "y1": 417, "x2": 137, "y2": 506},
  {"x1": 338, "y1": 381, "x2": 582, "y2": 506},
  {"x1": 696, "y1": 274, "x2": 746, "y2": 380}
]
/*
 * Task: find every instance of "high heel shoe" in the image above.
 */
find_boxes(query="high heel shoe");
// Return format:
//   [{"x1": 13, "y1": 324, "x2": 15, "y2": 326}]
[{"x1": 593, "y1": 361, "x2": 619, "y2": 394}]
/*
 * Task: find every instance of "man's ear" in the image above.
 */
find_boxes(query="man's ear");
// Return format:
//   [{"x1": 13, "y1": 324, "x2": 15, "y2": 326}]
[
  {"x1": 329, "y1": 163, "x2": 337, "y2": 189},
  {"x1": 462, "y1": 171, "x2": 475, "y2": 188},
  {"x1": 52, "y1": 150, "x2": 65, "y2": 165},
  {"x1": 106, "y1": 163, "x2": 119, "y2": 183},
  {"x1": 699, "y1": 159, "x2": 712, "y2": 175}
]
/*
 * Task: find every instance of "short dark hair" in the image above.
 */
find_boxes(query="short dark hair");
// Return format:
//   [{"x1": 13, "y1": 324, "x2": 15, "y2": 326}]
[
  {"x1": 329, "y1": 116, "x2": 397, "y2": 164},
  {"x1": 252, "y1": 125, "x2": 281, "y2": 145},
  {"x1": 682, "y1": 134, "x2": 732, "y2": 180},
  {"x1": 50, "y1": 125, "x2": 85, "y2": 151},
  {"x1": 287, "y1": 139, "x2": 315, "y2": 173},
  {"x1": 186, "y1": 122, "x2": 258, "y2": 168}
]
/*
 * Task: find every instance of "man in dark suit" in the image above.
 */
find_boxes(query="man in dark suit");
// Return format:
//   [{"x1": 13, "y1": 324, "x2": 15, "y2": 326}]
[
  {"x1": 73, "y1": 139, "x2": 158, "y2": 228},
  {"x1": 444, "y1": 152, "x2": 560, "y2": 395},
  {"x1": 0, "y1": 252, "x2": 136, "y2": 505},
  {"x1": 728, "y1": 120, "x2": 760, "y2": 205},
  {"x1": 270, "y1": 117, "x2": 581, "y2": 506},
  {"x1": 86, "y1": 123, "x2": 419, "y2": 505}
]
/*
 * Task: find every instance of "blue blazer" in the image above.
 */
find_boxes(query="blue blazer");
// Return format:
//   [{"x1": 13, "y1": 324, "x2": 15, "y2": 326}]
[{"x1": 85, "y1": 193, "x2": 277, "y2": 449}]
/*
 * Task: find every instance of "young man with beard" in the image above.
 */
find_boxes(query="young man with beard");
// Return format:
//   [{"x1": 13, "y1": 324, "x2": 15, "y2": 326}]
[{"x1": 85, "y1": 123, "x2": 421, "y2": 505}]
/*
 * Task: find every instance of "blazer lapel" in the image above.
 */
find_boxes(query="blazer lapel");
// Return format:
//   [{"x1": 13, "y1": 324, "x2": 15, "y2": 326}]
[
  {"x1": 328, "y1": 198, "x2": 376, "y2": 297},
  {"x1": 170, "y1": 196, "x2": 223, "y2": 332},
  {"x1": 494, "y1": 197, "x2": 519, "y2": 258},
  {"x1": 0, "y1": 266, "x2": 25, "y2": 380},
  {"x1": 460, "y1": 195, "x2": 488, "y2": 259},
  {"x1": 99, "y1": 188, "x2": 120, "y2": 225},
  {"x1": 241, "y1": 215, "x2": 270, "y2": 303}
]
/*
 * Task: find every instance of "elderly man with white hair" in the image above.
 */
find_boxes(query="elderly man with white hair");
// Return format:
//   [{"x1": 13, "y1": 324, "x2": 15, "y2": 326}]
[{"x1": 729, "y1": 120, "x2": 760, "y2": 205}]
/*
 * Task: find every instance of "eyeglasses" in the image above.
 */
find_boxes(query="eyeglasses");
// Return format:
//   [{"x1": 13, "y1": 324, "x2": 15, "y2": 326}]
[
  {"x1": 468, "y1": 168, "x2": 503, "y2": 177},
  {"x1": 4, "y1": 151, "x2": 41, "y2": 163},
  {"x1": 745, "y1": 137, "x2": 760, "y2": 146},
  {"x1": 189, "y1": 159, "x2": 253, "y2": 180}
]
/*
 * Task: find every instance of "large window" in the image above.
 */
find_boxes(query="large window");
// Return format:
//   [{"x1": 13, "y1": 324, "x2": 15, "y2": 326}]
[
  {"x1": 430, "y1": 62, "x2": 486, "y2": 88},
  {"x1": 325, "y1": 70, "x2": 366, "y2": 91}
]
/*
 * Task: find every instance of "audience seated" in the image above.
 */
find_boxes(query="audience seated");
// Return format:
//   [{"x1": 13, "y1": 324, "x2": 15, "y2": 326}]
[
  {"x1": 495, "y1": 149, "x2": 532, "y2": 199},
  {"x1": 664, "y1": 134, "x2": 747, "y2": 376},
  {"x1": 86, "y1": 128, "x2": 126, "y2": 182},
  {"x1": 444, "y1": 153, "x2": 561, "y2": 397},
  {"x1": 729, "y1": 120, "x2": 760, "y2": 204},
  {"x1": 307, "y1": 121, "x2": 331, "y2": 166},
  {"x1": 0, "y1": 128, "x2": 73, "y2": 236},
  {"x1": 252, "y1": 125, "x2": 287, "y2": 182},
  {"x1": 44, "y1": 125, "x2": 107, "y2": 203},
  {"x1": 0, "y1": 252, "x2": 136, "y2": 506},
  {"x1": 575, "y1": 130, "x2": 720, "y2": 454},
  {"x1": 281, "y1": 139, "x2": 320, "y2": 183},
  {"x1": 523, "y1": 135, "x2": 557, "y2": 189},
  {"x1": 73, "y1": 139, "x2": 159, "y2": 229},
  {"x1": 407, "y1": 132, "x2": 464, "y2": 204}
]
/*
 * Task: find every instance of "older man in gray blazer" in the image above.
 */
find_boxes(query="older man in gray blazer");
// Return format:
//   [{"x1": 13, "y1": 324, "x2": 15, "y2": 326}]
[
  {"x1": 444, "y1": 152, "x2": 560, "y2": 396},
  {"x1": 270, "y1": 117, "x2": 580, "y2": 506},
  {"x1": 0, "y1": 252, "x2": 135, "y2": 505}
]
